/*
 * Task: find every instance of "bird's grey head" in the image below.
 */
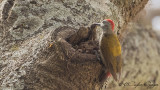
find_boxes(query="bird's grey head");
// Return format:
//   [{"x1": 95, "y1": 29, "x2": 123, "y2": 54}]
[
  {"x1": 94, "y1": 19, "x2": 114, "y2": 34},
  {"x1": 101, "y1": 20, "x2": 112, "y2": 31}
]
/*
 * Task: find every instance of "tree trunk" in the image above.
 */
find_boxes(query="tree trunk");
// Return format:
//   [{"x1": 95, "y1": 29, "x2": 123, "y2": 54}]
[{"x1": 0, "y1": 0, "x2": 148, "y2": 90}]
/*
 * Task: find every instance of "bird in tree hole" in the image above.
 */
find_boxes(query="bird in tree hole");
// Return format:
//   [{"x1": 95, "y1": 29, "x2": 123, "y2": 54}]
[{"x1": 94, "y1": 19, "x2": 122, "y2": 82}]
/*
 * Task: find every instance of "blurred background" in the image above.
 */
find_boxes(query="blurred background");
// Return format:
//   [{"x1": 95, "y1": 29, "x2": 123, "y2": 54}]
[
  {"x1": 104, "y1": 0, "x2": 160, "y2": 90},
  {"x1": 145, "y1": 0, "x2": 160, "y2": 32}
]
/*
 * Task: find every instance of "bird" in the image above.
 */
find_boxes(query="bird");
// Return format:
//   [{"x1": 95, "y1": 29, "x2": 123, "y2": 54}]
[{"x1": 94, "y1": 19, "x2": 122, "y2": 82}]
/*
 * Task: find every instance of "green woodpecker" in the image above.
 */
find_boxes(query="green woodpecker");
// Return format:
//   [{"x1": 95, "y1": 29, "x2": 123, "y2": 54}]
[{"x1": 95, "y1": 19, "x2": 122, "y2": 82}]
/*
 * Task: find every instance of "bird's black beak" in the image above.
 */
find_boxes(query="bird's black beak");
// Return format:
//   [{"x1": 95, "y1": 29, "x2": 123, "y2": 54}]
[{"x1": 92, "y1": 23, "x2": 101, "y2": 26}]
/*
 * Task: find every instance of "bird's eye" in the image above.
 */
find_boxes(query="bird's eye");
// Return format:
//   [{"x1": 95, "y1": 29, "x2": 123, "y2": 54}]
[{"x1": 102, "y1": 20, "x2": 106, "y2": 23}]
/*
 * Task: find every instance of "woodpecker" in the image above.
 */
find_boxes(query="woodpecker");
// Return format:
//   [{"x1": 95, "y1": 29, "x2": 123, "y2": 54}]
[{"x1": 94, "y1": 19, "x2": 122, "y2": 82}]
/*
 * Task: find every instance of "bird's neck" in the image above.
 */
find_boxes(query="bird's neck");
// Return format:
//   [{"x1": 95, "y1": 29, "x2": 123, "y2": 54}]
[
  {"x1": 103, "y1": 29, "x2": 113, "y2": 35},
  {"x1": 99, "y1": 30, "x2": 113, "y2": 44}
]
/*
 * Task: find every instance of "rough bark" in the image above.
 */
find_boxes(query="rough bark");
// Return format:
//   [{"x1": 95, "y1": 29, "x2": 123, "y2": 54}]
[{"x1": 0, "y1": 0, "x2": 148, "y2": 90}]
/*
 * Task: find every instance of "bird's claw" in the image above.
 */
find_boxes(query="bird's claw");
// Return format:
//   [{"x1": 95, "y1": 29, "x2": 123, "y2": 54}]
[{"x1": 94, "y1": 50, "x2": 101, "y2": 61}]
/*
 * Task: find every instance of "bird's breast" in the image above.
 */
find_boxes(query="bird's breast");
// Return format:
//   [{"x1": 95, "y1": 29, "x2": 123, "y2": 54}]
[{"x1": 100, "y1": 34, "x2": 121, "y2": 57}]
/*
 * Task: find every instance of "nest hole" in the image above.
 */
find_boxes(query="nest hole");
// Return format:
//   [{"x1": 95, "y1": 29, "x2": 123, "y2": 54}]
[{"x1": 65, "y1": 25, "x2": 99, "y2": 55}]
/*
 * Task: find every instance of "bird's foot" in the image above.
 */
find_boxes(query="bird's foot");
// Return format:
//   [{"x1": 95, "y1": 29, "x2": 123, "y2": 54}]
[{"x1": 94, "y1": 50, "x2": 101, "y2": 61}]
